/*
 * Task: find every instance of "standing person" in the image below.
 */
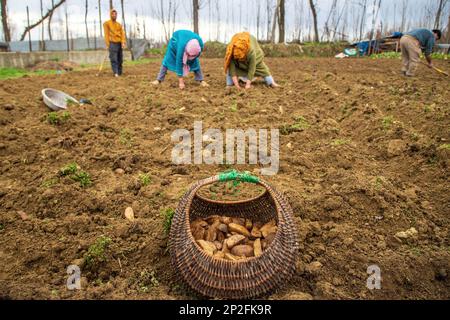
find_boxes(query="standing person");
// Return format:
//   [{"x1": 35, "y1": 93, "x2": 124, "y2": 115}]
[
  {"x1": 224, "y1": 32, "x2": 279, "y2": 89},
  {"x1": 400, "y1": 29, "x2": 441, "y2": 77},
  {"x1": 152, "y1": 30, "x2": 209, "y2": 90},
  {"x1": 103, "y1": 9, "x2": 127, "y2": 77}
]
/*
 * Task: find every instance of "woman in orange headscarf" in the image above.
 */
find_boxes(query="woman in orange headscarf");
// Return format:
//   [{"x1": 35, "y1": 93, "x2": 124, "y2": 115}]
[{"x1": 224, "y1": 32, "x2": 279, "y2": 89}]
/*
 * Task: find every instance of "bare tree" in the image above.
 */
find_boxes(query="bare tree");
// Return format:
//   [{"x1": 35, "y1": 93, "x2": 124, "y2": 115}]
[
  {"x1": 208, "y1": 0, "x2": 211, "y2": 40},
  {"x1": 143, "y1": 18, "x2": 147, "y2": 40},
  {"x1": 65, "y1": 4, "x2": 69, "y2": 51},
  {"x1": 393, "y1": 1, "x2": 396, "y2": 30},
  {"x1": 400, "y1": 0, "x2": 408, "y2": 32},
  {"x1": 121, "y1": 0, "x2": 127, "y2": 41},
  {"x1": 171, "y1": 1, "x2": 179, "y2": 37},
  {"x1": 153, "y1": 0, "x2": 168, "y2": 41},
  {"x1": 48, "y1": 0, "x2": 55, "y2": 40},
  {"x1": 93, "y1": 18, "x2": 97, "y2": 49},
  {"x1": 20, "y1": 0, "x2": 66, "y2": 41},
  {"x1": 331, "y1": 0, "x2": 349, "y2": 41},
  {"x1": 368, "y1": 0, "x2": 382, "y2": 54},
  {"x1": 293, "y1": 0, "x2": 304, "y2": 41},
  {"x1": 278, "y1": 0, "x2": 285, "y2": 43},
  {"x1": 239, "y1": 1, "x2": 242, "y2": 30},
  {"x1": 40, "y1": 0, "x2": 46, "y2": 50},
  {"x1": 359, "y1": 0, "x2": 368, "y2": 40},
  {"x1": 1, "y1": 0, "x2": 11, "y2": 42},
  {"x1": 434, "y1": 0, "x2": 448, "y2": 29},
  {"x1": 270, "y1": 1, "x2": 278, "y2": 43},
  {"x1": 85, "y1": 0, "x2": 90, "y2": 48},
  {"x1": 26, "y1": 6, "x2": 32, "y2": 51},
  {"x1": 339, "y1": 0, "x2": 349, "y2": 41},
  {"x1": 193, "y1": 0, "x2": 199, "y2": 34},
  {"x1": 98, "y1": 0, "x2": 103, "y2": 37},
  {"x1": 256, "y1": 0, "x2": 261, "y2": 39},
  {"x1": 216, "y1": 0, "x2": 220, "y2": 41},
  {"x1": 308, "y1": 0, "x2": 319, "y2": 42},
  {"x1": 323, "y1": 0, "x2": 338, "y2": 41},
  {"x1": 152, "y1": 0, "x2": 180, "y2": 42},
  {"x1": 266, "y1": 0, "x2": 273, "y2": 41},
  {"x1": 447, "y1": 14, "x2": 450, "y2": 42}
]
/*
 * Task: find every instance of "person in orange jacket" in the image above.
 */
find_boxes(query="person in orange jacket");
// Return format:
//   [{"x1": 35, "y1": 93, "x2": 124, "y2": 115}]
[{"x1": 103, "y1": 9, "x2": 126, "y2": 77}]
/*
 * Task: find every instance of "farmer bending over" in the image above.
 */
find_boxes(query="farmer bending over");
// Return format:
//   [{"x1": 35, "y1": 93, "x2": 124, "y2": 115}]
[
  {"x1": 400, "y1": 29, "x2": 441, "y2": 77},
  {"x1": 225, "y1": 32, "x2": 279, "y2": 89},
  {"x1": 152, "y1": 30, "x2": 209, "y2": 90},
  {"x1": 103, "y1": 9, "x2": 126, "y2": 77}
]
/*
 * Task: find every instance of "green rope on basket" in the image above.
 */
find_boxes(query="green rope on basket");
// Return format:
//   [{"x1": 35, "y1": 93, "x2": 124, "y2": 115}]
[{"x1": 218, "y1": 170, "x2": 259, "y2": 184}]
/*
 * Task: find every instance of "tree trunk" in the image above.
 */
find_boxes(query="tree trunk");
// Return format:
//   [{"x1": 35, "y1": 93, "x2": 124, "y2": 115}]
[
  {"x1": 1, "y1": 0, "x2": 11, "y2": 42},
  {"x1": 94, "y1": 19, "x2": 97, "y2": 49},
  {"x1": 434, "y1": 0, "x2": 445, "y2": 29},
  {"x1": 447, "y1": 14, "x2": 450, "y2": 43},
  {"x1": 27, "y1": 6, "x2": 32, "y2": 51},
  {"x1": 323, "y1": 0, "x2": 337, "y2": 41},
  {"x1": 216, "y1": 0, "x2": 220, "y2": 41},
  {"x1": 121, "y1": 0, "x2": 127, "y2": 41},
  {"x1": 193, "y1": 0, "x2": 199, "y2": 34},
  {"x1": 40, "y1": 0, "x2": 46, "y2": 51},
  {"x1": 109, "y1": 0, "x2": 113, "y2": 10},
  {"x1": 85, "y1": 0, "x2": 90, "y2": 48},
  {"x1": 359, "y1": 0, "x2": 368, "y2": 40},
  {"x1": 270, "y1": 2, "x2": 278, "y2": 43},
  {"x1": 143, "y1": 18, "x2": 146, "y2": 40},
  {"x1": 278, "y1": 0, "x2": 285, "y2": 43},
  {"x1": 368, "y1": 0, "x2": 382, "y2": 55},
  {"x1": 393, "y1": 2, "x2": 396, "y2": 31},
  {"x1": 331, "y1": 0, "x2": 348, "y2": 41},
  {"x1": 48, "y1": 0, "x2": 55, "y2": 40},
  {"x1": 172, "y1": 1, "x2": 178, "y2": 38},
  {"x1": 65, "y1": 5, "x2": 69, "y2": 51},
  {"x1": 208, "y1": 0, "x2": 211, "y2": 40},
  {"x1": 256, "y1": 0, "x2": 261, "y2": 40},
  {"x1": 308, "y1": 0, "x2": 319, "y2": 42},
  {"x1": 266, "y1": 0, "x2": 272, "y2": 41},
  {"x1": 98, "y1": 0, "x2": 103, "y2": 37},
  {"x1": 400, "y1": 0, "x2": 407, "y2": 32}
]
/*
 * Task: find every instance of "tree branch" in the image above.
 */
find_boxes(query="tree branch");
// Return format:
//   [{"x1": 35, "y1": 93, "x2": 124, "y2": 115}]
[{"x1": 19, "y1": 0, "x2": 65, "y2": 41}]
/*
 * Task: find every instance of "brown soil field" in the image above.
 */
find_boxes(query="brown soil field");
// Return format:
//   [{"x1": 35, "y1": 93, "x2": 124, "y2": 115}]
[{"x1": 0, "y1": 58, "x2": 449, "y2": 300}]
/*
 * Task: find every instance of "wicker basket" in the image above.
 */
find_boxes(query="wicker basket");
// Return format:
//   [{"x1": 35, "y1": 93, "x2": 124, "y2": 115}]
[{"x1": 169, "y1": 171, "x2": 299, "y2": 299}]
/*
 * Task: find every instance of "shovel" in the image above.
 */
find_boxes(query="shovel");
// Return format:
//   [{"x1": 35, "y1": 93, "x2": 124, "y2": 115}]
[
  {"x1": 421, "y1": 61, "x2": 449, "y2": 76},
  {"x1": 96, "y1": 52, "x2": 109, "y2": 77}
]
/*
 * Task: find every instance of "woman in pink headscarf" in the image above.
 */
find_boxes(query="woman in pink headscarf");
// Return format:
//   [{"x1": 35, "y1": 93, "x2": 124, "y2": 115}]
[{"x1": 152, "y1": 30, "x2": 209, "y2": 90}]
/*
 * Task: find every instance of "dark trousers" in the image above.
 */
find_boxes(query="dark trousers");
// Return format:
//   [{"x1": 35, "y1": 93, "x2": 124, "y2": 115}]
[{"x1": 109, "y1": 42, "x2": 123, "y2": 75}]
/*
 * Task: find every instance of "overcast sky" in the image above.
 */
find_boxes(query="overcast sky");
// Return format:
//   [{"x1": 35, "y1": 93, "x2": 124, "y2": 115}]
[{"x1": 3, "y1": 0, "x2": 450, "y2": 43}]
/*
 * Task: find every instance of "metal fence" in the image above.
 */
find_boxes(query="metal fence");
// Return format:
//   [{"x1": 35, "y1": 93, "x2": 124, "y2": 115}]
[{"x1": 6, "y1": 38, "x2": 164, "y2": 60}]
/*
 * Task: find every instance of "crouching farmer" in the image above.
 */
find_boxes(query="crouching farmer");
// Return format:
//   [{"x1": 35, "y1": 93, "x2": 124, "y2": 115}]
[
  {"x1": 224, "y1": 32, "x2": 279, "y2": 89},
  {"x1": 400, "y1": 29, "x2": 441, "y2": 77},
  {"x1": 152, "y1": 30, "x2": 209, "y2": 90}
]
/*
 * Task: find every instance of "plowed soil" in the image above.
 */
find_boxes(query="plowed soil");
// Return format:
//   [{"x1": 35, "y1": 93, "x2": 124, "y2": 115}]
[{"x1": 0, "y1": 58, "x2": 449, "y2": 300}]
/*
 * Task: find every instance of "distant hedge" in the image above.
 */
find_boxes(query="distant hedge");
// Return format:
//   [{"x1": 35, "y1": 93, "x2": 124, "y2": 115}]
[
  {"x1": 145, "y1": 41, "x2": 349, "y2": 59},
  {"x1": 202, "y1": 41, "x2": 349, "y2": 58}
]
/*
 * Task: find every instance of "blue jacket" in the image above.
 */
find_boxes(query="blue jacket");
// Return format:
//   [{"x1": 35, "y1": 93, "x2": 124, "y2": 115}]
[
  {"x1": 162, "y1": 30, "x2": 204, "y2": 77},
  {"x1": 405, "y1": 29, "x2": 436, "y2": 56}
]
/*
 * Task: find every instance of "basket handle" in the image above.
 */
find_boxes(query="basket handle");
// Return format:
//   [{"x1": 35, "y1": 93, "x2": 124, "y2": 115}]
[{"x1": 218, "y1": 170, "x2": 259, "y2": 184}]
